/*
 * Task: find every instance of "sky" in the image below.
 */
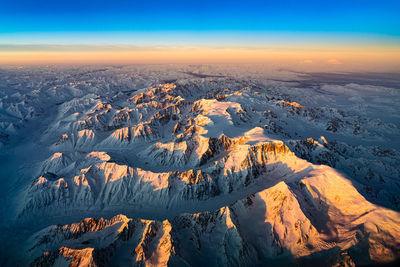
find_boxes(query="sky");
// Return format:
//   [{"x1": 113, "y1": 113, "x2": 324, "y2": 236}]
[{"x1": 0, "y1": 0, "x2": 400, "y2": 70}]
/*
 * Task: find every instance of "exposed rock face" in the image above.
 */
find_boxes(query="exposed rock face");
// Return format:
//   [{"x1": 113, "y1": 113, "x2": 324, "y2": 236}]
[
  {"x1": 29, "y1": 175, "x2": 400, "y2": 266},
  {"x1": 21, "y1": 140, "x2": 296, "y2": 217},
  {"x1": 2, "y1": 67, "x2": 398, "y2": 267},
  {"x1": 101, "y1": 124, "x2": 159, "y2": 146}
]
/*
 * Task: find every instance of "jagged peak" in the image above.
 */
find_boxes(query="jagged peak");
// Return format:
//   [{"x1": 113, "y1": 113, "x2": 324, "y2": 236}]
[
  {"x1": 49, "y1": 152, "x2": 63, "y2": 160},
  {"x1": 191, "y1": 98, "x2": 245, "y2": 116},
  {"x1": 86, "y1": 151, "x2": 111, "y2": 161},
  {"x1": 219, "y1": 206, "x2": 237, "y2": 229},
  {"x1": 102, "y1": 123, "x2": 158, "y2": 146},
  {"x1": 128, "y1": 83, "x2": 177, "y2": 105},
  {"x1": 279, "y1": 100, "x2": 304, "y2": 108},
  {"x1": 133, "y1": 219, "x2": 174, "y2": 266},
  {"x1": 62, "y1": 214, "x2": 130, "y2": 235},
  {"x1": 88, "y1": 102, "x2": 112, "y2": 115},
  {"x1": 319, "y1": 136, "x2": 328, "y2": 145}
]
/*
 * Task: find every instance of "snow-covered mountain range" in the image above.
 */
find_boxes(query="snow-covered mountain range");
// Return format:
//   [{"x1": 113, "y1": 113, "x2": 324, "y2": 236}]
[{"x1": 1, "y1": 65, "x2": 400, "y2": 266}]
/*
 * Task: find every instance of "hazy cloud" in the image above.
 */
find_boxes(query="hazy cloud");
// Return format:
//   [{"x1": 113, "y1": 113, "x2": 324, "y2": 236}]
[{"x1": 327, "y1": 59, "x2": 342, "y2": 65}]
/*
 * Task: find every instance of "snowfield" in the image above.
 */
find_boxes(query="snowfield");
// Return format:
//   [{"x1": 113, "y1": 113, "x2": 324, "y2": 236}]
[{"x1": 0, "y1": 64, "x2": 400, "y2": 266}]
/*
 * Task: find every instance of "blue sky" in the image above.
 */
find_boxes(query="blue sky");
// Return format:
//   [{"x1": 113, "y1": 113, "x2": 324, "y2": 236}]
[
  {"x1": 1, "y1": 0, "x2": 399, "y2": 36},
  {"x1": 1, "y1": 0, "x2": 400, "y2": 69}
]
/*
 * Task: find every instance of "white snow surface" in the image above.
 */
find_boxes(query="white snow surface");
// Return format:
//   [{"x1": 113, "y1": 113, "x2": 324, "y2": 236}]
[{"x1": 0, "y1": 64, "x2": 400, "y2": 266}]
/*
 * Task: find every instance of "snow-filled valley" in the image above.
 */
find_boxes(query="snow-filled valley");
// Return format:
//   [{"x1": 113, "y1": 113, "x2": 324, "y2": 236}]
[{"x1": 1, "y1": 64, "x2": 400, "y2": 266}]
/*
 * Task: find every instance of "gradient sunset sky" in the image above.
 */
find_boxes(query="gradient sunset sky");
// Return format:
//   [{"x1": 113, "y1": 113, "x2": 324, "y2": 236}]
[{"x1": 1, "y1": 0, "x2": 399, "y2": 70}]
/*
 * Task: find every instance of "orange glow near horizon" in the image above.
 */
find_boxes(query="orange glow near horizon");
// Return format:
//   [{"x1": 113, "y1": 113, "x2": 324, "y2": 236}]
[{"x1": 1, "y1": 45, "x2": 400, "y2": 71}]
